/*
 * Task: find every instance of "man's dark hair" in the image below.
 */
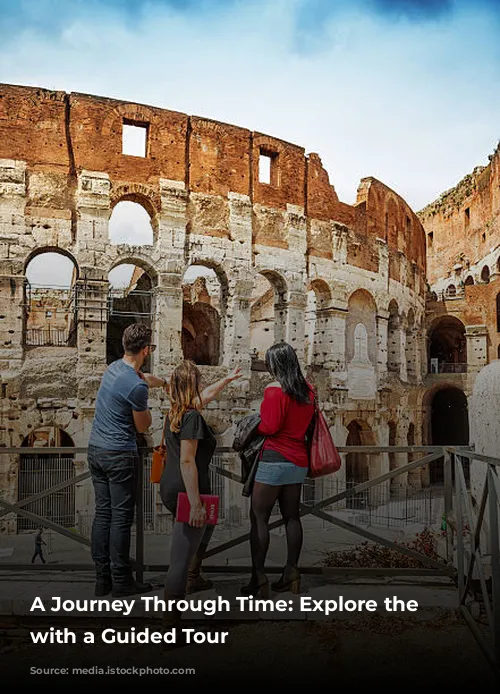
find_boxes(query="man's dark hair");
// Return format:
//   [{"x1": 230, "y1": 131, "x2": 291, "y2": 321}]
[{"x1": 122, "y1": 323, "x2": 152, "y2": 355}]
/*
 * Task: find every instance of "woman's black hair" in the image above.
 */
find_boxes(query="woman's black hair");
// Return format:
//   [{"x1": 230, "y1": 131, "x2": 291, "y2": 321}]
[{"x1": 265, "y1": 342, "x2": 312, "y2": 404}]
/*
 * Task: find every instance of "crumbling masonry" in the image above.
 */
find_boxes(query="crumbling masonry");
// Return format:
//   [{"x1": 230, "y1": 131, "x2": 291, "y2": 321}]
[{"x1": 0, "y1": 84, "x2": 433, "y2": 531}]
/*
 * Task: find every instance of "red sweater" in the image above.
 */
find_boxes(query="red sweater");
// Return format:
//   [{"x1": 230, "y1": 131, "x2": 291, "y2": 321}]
[{"x1": 256, "y1": 383, "x2": 315, "y2": 468}]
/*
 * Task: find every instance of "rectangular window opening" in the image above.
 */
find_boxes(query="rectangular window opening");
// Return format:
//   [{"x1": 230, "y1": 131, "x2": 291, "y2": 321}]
[
  {"x1": 258, "y1": 149, "x2": 279, "y2": 186},
  {"x1": 428, "y1": 232, "x2": 433, "y2": 248},
  {"x1": 465, "y1": 207, "x2": 470, "y2": 227},
  {"x1": 122, "y1": 120, "x2": 148, "y2": 157}
]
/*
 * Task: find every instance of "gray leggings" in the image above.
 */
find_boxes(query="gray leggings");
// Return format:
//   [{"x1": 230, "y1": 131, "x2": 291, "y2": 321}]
[{"x1": 164, "y1": 521, "x2": 214, "y2": 598}]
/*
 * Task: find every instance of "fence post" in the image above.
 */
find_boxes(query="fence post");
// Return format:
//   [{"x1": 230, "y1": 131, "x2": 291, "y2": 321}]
[
  {"x1": 487, "y1": 466, "x2": 500, "y2": 666},
  {"x1": 135, "y1": 448, "x2": 144, "y2": 584},
  {"x1": 443, "y1": 450, "x2": 453, "y2": 565}
]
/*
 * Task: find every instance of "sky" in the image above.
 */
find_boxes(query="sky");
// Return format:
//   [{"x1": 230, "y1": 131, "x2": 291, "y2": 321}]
[{"x1": 4, "y1": 0, "x2": 500, "y2": 285}]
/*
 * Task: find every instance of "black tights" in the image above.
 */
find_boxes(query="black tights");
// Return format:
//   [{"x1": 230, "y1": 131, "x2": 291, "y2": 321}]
[{"x1": 249, "y1": 482, "x2": 303, "y2": 574}]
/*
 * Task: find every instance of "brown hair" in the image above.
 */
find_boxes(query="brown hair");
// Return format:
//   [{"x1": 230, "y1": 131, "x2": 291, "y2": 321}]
[
  {"x1": 169, "y1": 360, "x2": 202, "y2": 433},
  {"x1": 122, "y1": 323, "x2": 152, "y2": 354}
]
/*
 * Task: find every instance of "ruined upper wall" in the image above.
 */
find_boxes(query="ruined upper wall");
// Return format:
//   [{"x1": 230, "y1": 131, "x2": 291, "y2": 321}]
[
  {"x1": 0, "y1": 83, "x2": 426, "y2": 274},
  {"x1": 418, "y1": 143, "x2": 500, "y2": 284}
]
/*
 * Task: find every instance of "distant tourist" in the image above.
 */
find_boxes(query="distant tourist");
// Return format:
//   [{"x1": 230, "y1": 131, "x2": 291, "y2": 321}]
[
  {"x1": 88, "y1": 323, "x2": 167, "y2": 597},
  {"x1": 31, "y1": 527, "x2": 47, "y2": 564},
  {"x1": 243, "y1": 342, "x2": 315, "y2": 597},
  {"x1": 159, "y1": 360, "x2": 241, "y2": 644}
]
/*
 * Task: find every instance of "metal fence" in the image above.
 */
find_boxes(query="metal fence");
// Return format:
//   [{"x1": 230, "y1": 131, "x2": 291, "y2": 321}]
[
  {"x1": 0, "y1": 445, "x2": 499, "y2": 677},
  {"x1": 24, "y1": 327, "x2": 75, "y2": 347}
]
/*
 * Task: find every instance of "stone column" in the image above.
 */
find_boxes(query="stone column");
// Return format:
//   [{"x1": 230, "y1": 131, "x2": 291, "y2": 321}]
[
  {"x1": 222, "y1": 275, "x2": 254, "y2": 371},
  {"x1": 74, "y1": 171, "x2": 111, "y2": 405},
  {"x1": 152, "y1": 274, "x2": 184, "y2": 371},
  {"x1": 465, "y1": 325, "x2": 488, "y2": 372},
  {"x1": 0, "y1": 159, "x2": 27, "y2": 374},
  {"x1": 286, "y1": 289, "x2": 307, "y2": 364},
  {"x1": 324, "y1": 306, "x2": 347, "y2": 388},
  {"x1": 399, "y1": 321, "x2": 408, "y2": 382},
  {"x1": 376, "y1": 312, "x2": 389, "y2": 384}
]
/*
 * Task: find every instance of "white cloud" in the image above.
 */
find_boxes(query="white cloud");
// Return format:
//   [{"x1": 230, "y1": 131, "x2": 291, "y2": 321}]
[{"x1": 1, "y1": 0, "x2": 499, "y2": 210}]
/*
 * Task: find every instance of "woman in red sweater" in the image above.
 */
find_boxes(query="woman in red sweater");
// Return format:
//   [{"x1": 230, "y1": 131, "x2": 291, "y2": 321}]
[{"x1": 243, "y1": 342, "x2": 315, "y2": 597}]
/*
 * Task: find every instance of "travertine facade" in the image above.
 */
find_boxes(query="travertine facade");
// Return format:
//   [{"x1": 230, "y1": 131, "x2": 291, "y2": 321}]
[
  {"x1": 0, "y1": 84, "x2": 429, "y2": 530},
  {"x1": 419, "y1": 144, "x2": 500, "y2": 403}
]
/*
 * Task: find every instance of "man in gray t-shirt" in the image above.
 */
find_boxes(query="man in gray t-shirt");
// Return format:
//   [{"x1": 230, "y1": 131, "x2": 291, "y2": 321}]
[{"x1": 88, "y1": 323, "x2": 167, "y2": 597}]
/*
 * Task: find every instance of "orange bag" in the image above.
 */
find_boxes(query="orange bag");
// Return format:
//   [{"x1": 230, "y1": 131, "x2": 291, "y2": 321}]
[{"x1": 150, "y1": 417, "x2": 167, "y2": 483}]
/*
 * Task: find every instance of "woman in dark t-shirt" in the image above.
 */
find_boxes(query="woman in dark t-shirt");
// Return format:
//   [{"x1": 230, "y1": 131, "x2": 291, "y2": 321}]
[{"x1": 159, "y1": 360, "x2": 241, "y2": 642}]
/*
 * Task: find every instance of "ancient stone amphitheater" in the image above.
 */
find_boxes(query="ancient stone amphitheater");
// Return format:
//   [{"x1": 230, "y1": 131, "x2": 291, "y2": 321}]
[{"x1": 0, "y1": 83, "x2": 432, "y2": 530}]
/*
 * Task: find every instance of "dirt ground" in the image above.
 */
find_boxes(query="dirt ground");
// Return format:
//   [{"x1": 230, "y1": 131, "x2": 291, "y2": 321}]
[{"x1": 1, "y1": 610, "x2": 498, "y2": 688}]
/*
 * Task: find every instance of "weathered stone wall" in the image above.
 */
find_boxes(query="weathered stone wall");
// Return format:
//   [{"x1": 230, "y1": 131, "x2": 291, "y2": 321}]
[{"x1": 0, "y1": 83, "x2": 428, "y2": 527}]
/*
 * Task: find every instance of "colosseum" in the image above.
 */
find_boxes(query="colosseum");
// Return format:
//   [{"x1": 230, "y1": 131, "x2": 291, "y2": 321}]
[{"x1": 0, "y1": 82, "x2": 477, "y2": 535}]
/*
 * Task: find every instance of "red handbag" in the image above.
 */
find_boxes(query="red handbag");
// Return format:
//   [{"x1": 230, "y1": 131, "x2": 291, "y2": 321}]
[{"x1": 307, "y1": 399, "x2": 341, "y2": 478}]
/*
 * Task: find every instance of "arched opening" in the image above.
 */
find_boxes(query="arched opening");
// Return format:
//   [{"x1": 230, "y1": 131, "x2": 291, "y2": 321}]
[
  {"x1": 345, "y1": 420, "x2": 375, "y2": 509},
  {"x1": 346, "y1": 289, "x2": 377, "y2": 365},
  {"x1": 481, "y1": 265, "x2": 490, "y2": 284},
  {"x1": 387, "y1": 300, "x2": 400, "y2": 373},
  {"x1": 18, "y1": 427, "x2": 75, "y2": 532},
  {"x1": 182, "y1": 265, "x2": 225, "y2": 366},
  {"x1": 106, "y1": 263, "x2": 156, "y2": 368},
  {"x1": 496, "y1": 293, "x2": 500, "y2": 333},
  {"x1": 24, "y1": 250, "x2": 78, "y2": 347},
  {"x1": 108, "y1": 200, "x2": 154, "y2": 246},
  {"x1": 305, "y1": 279, "x2": 331, "y2": 366},
  {"x1": 430, "y1": 387, "x2": 469, "y2": 485},
  {"x1": 464, "y1": 275, "x2": 474, "y2": 286},
  {"x1": 446, "y1": 284, "x2": 456, "y2": 298},
  {"x1": 428, "y1": 316, "x2": 467, "y2": 373},
  {"x1": 250, "y1": 271, "x2": 287, "y2": 369}
]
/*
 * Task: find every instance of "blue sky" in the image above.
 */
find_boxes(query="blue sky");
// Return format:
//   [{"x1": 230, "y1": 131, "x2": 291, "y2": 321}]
[{"x1": 1, "y1": 0, "x2": 500, "y2": 211}]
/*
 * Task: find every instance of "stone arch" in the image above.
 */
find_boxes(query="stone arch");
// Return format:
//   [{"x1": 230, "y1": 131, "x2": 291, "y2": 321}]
[
  {"x1": 464, "y1": 275, "x2": 474, "y2": 286},
  {"x1": 481, "y1": 265, "x2": 490, "y2": 283},
  {"x1": 346, "y1": 289, "x2": 377, "y2": 366},
  {"x1": 24, "y1": 247, "x2": 79, "y2": 279},
  {"x1": 106, "y1": 261, "x2": 157, "y2": 367},
  {"x1": 181, "y1": 262, "x2": 227, "y2": 366},
  {"x1": 428, "y1": 315, "x2": 466, "y2": 372},
  {"x1": 24, "y1": 248, "x2": 79, "y2": 348},
  {"x1": 446, "y1": 284, "x2": 456, "y2": 297},
  {"x1": 345, "y1": 419, "x2": 377, "y2": 509},
  {"x1": 110, "y1": 184, "x2": 161, "y2": 236},
  {"x1": 428, "y1": 386, "x2": 469, "y2": 485},
  {"x1": 305, "y1": 278, "x2": 332, "y2": 366},
  {"x1": 18, "y1": 427, "x2": 75, "y2": 532},
  {"x1": 250, "y1": 269, "x2": 288, "y2": 363}
]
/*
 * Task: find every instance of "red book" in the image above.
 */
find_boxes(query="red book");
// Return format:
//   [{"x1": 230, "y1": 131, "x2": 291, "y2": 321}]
[{"x1": 175, "y1": 493, "x2": 219, "y2": 525}]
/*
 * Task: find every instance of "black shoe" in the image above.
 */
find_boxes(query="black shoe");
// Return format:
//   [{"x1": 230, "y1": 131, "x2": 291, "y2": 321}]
[
  {"x1": 271, "y1": 566, "x2": 301, "y2": 594},
  {"x1": 240, "y1": 572, "x2": 269, "y2": 598},
  {"x1": 112, "y1": 581, "x2": 153, "y2": 597},
  {"x1": 95, "y1": 581, "x2": 112, "y2": 597}
]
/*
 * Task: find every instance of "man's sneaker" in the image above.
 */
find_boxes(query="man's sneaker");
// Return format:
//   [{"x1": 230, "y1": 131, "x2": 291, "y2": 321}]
[
  {"x1": 111, "y1": 581, "x2": 153, "y2": 597},
  {"x1": 95, "y1": 581, "x2": 112, "y2": 597}
]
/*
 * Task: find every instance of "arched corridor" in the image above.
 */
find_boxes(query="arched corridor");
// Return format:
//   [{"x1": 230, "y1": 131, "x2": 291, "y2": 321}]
[
  {"x1": 18, "y1": 427, "x2": 75, "y2": 532},
  {"x1": 428, "y1": 315, "x2": 467, "y2": 373},
  {"x1": 429, "y1": 387, "x2": 469, "y2": 485}
]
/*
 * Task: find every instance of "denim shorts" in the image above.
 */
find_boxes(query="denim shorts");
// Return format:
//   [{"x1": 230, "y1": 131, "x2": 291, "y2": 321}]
[{"x1": 254, "y1": 461, "x2": 308, "y2": 486}]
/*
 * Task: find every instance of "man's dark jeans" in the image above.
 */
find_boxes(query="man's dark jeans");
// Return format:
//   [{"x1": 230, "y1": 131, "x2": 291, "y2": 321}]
[{"x1": 88, "y1": 445, "x2": 138, "y2": 586}]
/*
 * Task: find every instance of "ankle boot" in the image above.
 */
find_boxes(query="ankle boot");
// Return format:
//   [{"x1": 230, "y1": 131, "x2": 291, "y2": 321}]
[
  {"x1": 271, "y1": 566, "x2": 300, "y2": 594},
  {"x1": 186, "y1": 554, "x2": 213, "y2": 594},
  {"x1": 240, "y1": 571, "x2": 269, "y2": 598},
  {"x1": 161, "y1": 595, "x2": 186, "y2": 651}
]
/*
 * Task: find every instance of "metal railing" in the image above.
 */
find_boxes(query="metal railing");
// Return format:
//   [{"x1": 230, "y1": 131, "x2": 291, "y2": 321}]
[
  {"x1": 24, "y1": 327, "x2": 75, "y2": 347},
  {"x1": 0, "y1": 444, "x2": 498, "y2": 676},
  {"x1": 428, "y1": 361, "x2": 468, "y2": 374}
]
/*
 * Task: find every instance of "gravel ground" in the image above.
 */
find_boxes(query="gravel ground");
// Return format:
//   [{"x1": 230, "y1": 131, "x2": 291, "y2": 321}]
[{"x1": 2, "y1": 610, "x2": 498, "y2": 688}]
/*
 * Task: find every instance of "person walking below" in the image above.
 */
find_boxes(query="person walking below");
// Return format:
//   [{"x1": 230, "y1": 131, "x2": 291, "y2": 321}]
[
  {"x1": 159, "y1": 360, "x2": 242, "y2": 643},
  {"x1": 88, "y1": 322, "x2": 167, "y2": 597},
  {"x1": 31, "y1": 527, "x2": 47, "y2": 564},
  {"x1": 243, "y1": 342, "x2": 315, "y2": 597}
]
